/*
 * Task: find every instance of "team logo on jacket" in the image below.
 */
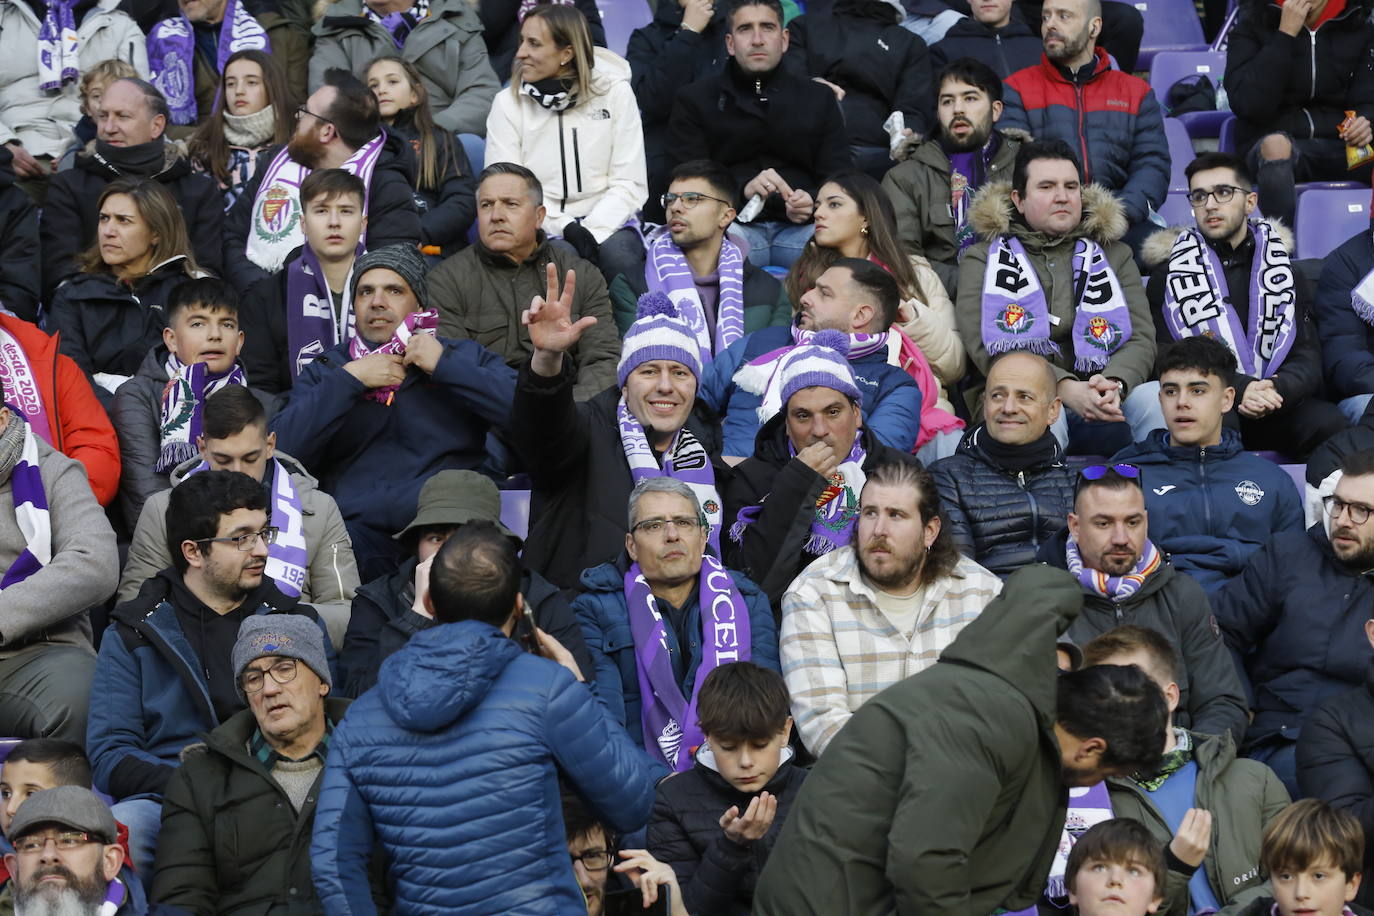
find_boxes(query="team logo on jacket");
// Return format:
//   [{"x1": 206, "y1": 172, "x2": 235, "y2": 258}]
[
  {"x1": 1083, "y1": 316, "x2": 1122, "y2": 352},
  {"x1": 996, "y1": 303, "x2": 1033, "y2": 334},
  {"x1": 1235, "y1": 480, "x2": 1264, "y2": 506}
]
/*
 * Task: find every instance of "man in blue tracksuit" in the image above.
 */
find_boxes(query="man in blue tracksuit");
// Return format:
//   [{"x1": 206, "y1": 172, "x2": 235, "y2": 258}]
[
  {"x1": 699, "y1": 258, "x2": 921, "y2": 458},
  {"x1": 1113, "y1": 335, "x2": 1303, "y2": 596}
]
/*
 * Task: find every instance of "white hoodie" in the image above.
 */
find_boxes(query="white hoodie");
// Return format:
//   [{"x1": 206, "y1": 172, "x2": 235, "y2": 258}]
[{"x1": 484, "y1": 47, "x2": 647, "y2": 244}]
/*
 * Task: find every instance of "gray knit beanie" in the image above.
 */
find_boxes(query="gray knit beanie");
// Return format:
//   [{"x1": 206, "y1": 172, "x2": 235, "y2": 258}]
[
  {"x1": 351, "y1": 244, "x2": 429, "y2": 309},
  {"x1": 232, "y1": 614, "x2": 332, "y2": 697}
]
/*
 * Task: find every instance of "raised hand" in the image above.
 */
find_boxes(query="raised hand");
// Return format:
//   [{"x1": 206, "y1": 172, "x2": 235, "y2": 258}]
[
  {"x1": 719, "y1": 792, "x2": 778, "y2": 844},
  {"x1": 523, "y1": 262, "x2": 597, "y2": 377}
]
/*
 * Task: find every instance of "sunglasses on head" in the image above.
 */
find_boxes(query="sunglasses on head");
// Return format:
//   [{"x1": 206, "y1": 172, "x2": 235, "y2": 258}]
[{"x1": 1079, "y1": 463, "x2": 1141, "y2": 481}]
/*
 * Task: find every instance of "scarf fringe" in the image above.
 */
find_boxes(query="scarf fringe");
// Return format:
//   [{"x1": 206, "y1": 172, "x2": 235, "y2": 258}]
[
  {"x1": 1355, "y1": 290, "x2": 1374, "y2": 328},
  {"x1": 988, "y1": 337, "x2": 1061, "y2": 359},
  {"x1": 155, "y1": 440, "x2": 199, "y2": 475},
  {"x1": 802, "y1": 530, "x2": 841, "y2": 556},
  {"x1": 1074, "y1": 355, "x2": 1109, "y2": 374}
]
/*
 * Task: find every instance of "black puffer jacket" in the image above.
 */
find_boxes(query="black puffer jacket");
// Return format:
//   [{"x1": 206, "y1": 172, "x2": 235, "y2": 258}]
[
  {"x1": 1225, "y1": 0, "x2": 1374, "y2": 153},
  {"x1": 0, "y1": 146, "x2": 39, "y2": 322},
  {"x1": 647, "y1": 749, "x2": 808, "y2": 916},
  {"x1": 929, "y1": 425, "x2": 1076, "y2": 578},
  {"x1": 338, "y1": 556, "x2": 595, "y2": 697},
  {"x1": 385, "y1": 111, "x2": 476, "y2": 254},
  {"x1": 722, "y1": 414, "x2": 908, "y2": 609},
  {"x1": 783, "y1": 1, "x2": 934, "y2": 147},
  {"x1": 1298, "y1": 661, "x2": 1374, "y2": 907},
  {"x1": 1038, "y1": 527, "x2": 1251, "y2": 742}
]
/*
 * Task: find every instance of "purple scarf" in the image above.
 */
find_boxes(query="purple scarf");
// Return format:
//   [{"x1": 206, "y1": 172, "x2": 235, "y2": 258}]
[
  {"x1": 1, "y1": 415, "x2": 50, "y2": 590},
  {"x1": 364, "y1": 0, "x2": 430, "y2": 48},
  {"x1": 732, "y1": 324, "x2": 889, "y2": 425},
  {"x1": 188, "y1": 456, "x2": 308, "y2": 596},
  {"x1": 625, "y1": 553, "x2": 751, "y2": 771},
  {"x1": 644, "y1": 229, "x2": 746, "y2": 362},
  {"x1": 731, "y1": 430, "x2": 865, "y2": 556},
  {"x1": 36, "y1": 0, "x2": 79, "y2": 91},
  {"x1": 617, "y1": 398, "x2": 722, "y2": 554},
  {"x1": 981, "y1": 236, "x2": 1132, "y2": 374},
  {"x1": 285, "y1": 244, "x2": 360, "y2": 378},
  {"x1": 945, "y1": 134, "x2": 999, "y2": 254},
  {"x1": 1162, "y1": 221, "x2": 1296, "y2": 378},
  {"x1": 0, "y1": 326, "x2": 54, "y2": 447},
  {"x1": 147, "y1": 0, "x2": 270, "y2": 125},
  {"x1": 347, "y1": 309, "x2": 438, "y2": 404},
  {"x1": 1065, "y1": 535, "x2": 1163, "y2": 602},
  {"x1": 156, "y1": 355, "x2": 247, "y2": 473}
]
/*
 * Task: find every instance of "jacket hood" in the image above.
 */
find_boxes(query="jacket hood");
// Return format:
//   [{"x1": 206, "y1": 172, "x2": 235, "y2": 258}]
[
  {"x1": 912, "y1": 126, "x2": 1033, "y2": 171},
  {"x1": 1114, "y1": 427, "x2": 1245, "y2": 465},
  {"x1": 588, "y1": 47, "x2": 633, "y2": 95},
  {"x1": 970, "y1": 180, "x2": 1128, "y2": 246},
  {"x1": 1142, "y1": 219, "x2": 1295, "y2": 268},
  {"x1": 379, "y1": 619, "x2": 523, "y2": 732},
  {"x1": 170, "y1": 448, "x2": 321, "y2": 492},
  {"x1": 938, "y1": 565, "x2": 1083, "y2": 725}
]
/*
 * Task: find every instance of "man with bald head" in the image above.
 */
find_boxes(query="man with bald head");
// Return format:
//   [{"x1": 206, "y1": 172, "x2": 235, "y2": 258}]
[
  {"x1": 998, "y1": 0, "x2": 1169, "y2": 250},
  {"x1": 930, "y1": 351, "x2": 1078, "y2": 577}
]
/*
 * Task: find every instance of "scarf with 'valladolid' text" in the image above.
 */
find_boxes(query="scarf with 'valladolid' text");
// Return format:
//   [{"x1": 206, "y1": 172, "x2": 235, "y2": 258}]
[
  {"x1": 1161, "y1": 220, "x2": 1296, "y2": 378},
  {"x1": 625, "y1": 554, "x2": 751, "y2": 771}
]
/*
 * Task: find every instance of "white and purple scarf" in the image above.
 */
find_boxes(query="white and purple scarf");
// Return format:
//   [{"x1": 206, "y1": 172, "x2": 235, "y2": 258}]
[
  {"x1": 1, "y1": 415, "x2": 50, "y2": 591},
  {"x1": 982, "y1": 236, "x2": 1132, "y2": 374},
  {"x1": 626, "y1": 553, "x2": 750, "y2": 771},
  {"x1": 246, "y1": 135, "x2": 386, "y2": 272},
  {"x1": 1162, "y1": 221, "x2": 1296, "y2": 378},
  {"x1": 363, "y1": 0, "x2": 429, "y2": 48},
  {"x1": 1065, "y1": 535, "x2": 1162, "y2": 602},
  {"x1": 732, "y1": 325, "x2": 888, "y2": 426},
  {"x1": 187, "y1": 456, "x2": 307, "y2": 596},
  {"x1": 731, "y1": 431, "x2": 866, "y2": 557},
  {"x1": 618, "y1": 398, "x2": 722, "y2": 554},
  {"x1": 348, "y1": 309, "x2": 438, "y2": 404},
  {"x1": 147, "y1": 0, "x2": 270, "y2": 125},
  {"x1": 1350, "y1": 236, "x2": 1374, "y2": 328},
  {"x1": 284, "y1": 244, "x2": 360, "y2": 378},
  {"x1": 0, "y1": 327, "x2": 53, "y2": 447},
  {"x1": 97, "y1": 876, "x2": 127, "y2": 916},
  {"x1": 644, "y1": 229, "x2": 746, "y2": 363},
  {"x1": 156, "y1": 355, "x2": 247, "y2": 473},
  {"x1": 36, "y1": 0, "x2": 79, "y2": 91}
]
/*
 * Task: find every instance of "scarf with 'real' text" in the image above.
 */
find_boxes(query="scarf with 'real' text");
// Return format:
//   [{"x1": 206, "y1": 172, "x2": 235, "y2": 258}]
[
  {"x1": 625, "y1": 554, "x2": 751, "y2": 772},
  {"x1": 284, "y1": 243, "x2": 360, "y2": 379}
]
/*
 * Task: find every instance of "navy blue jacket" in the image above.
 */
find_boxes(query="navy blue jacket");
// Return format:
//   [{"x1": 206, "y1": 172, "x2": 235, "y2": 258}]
[
  {"x1": 269, "y1": 336, "x2": 516, "y2": 540},
  {"x1": 573, "y1": 560, "x2": 781, "y2": 780},
  {"x1": 929, "y1": 15, "x2": 1043, "y2": 78},
  {"x1": 699, "y1": 325, "x2": 922, "y2": 457},
  {"x1": 87, "y1": 571, "x2": 334, "y2": 802},
  {"x1": 1113, "y1": 429, "x2": 1304, "y2": 595},
  {"x1": 1215, "y1": 524, "x2": 1374, "y2": 750},
  {"x1": 1314, "y1": 225, "x2": 1374, "y2": 400},
  {"x1": 311, "y1": 620, "x2": 656, "y2": 915}
]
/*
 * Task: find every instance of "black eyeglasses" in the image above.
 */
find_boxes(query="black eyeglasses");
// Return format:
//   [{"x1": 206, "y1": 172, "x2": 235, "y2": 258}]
[
  {"x1": 660, "y1": 192, "x2": 731, "y2": 211},
  {"x1": 1187, "y1": 185, "x2": 1247, "y2": 207},
  {"x1": 1324, "y1": 495, "x2": 1374, "y2": 526},
  {"x1": 240, "y1": 658, "x2": 299, "y2": 694},
  {"x1": 295, "y1": 105, "x2": 333, "y2": 126},
  {"x1": 197, "y1": 526, "x2": 280, "y2": 552},
  {"x1": 570, "y1": 849, "x2": 613, "y2": 871}
]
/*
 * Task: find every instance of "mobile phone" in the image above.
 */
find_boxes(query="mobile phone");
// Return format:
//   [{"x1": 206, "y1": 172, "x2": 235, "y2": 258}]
[
  {"x1": 516, "y1": 603, "x2": 540, "y2": 655},
  {"x1": 603, "y1": 885, "x2": 671, "y2": 916}
]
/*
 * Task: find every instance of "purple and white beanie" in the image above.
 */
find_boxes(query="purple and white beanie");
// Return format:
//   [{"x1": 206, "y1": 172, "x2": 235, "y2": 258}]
[
  {"x1": 778, "y1": 329, "x2": 863, "y2": 407},
  {"x1": 617, "y1": 292, "x2": 704, "y2": 387}
]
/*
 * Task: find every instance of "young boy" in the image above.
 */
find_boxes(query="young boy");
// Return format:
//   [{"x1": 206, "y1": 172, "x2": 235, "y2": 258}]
[
  {"x1": 1065, "y1": 818, "x2": 1168, "y2": 916},
  {"x1": 646, "y1": 662, "x2": 807, "y2": 916},
  {"x1": 110, "y1": 277, "x2": 276, "y2": 529},
  {"x1": 1236, "y1": 799, "x2": 1371, "y2": 916}
]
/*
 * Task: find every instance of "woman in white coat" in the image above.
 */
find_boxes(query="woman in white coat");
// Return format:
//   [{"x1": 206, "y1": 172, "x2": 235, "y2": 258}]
[{"x1": 485, "y1": 3, "x2": 648, "y2": 283}]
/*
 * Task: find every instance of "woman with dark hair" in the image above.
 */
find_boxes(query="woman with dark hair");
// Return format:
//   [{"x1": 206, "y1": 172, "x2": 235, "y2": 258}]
[
  {"x1": 366, "y1": 55, "x2": 476, "y2": 255},
  {"x1": 485, "y1": 3, "x2": 647, "y2": 281},
  {"x1": 188, "y1": 49, "x2": 296, "y2": 210},
  {"x1": 48, "y1": 177, "x2": 206, "y2": 394},
  {"x1": 785, "y1": 170, "x2": 965, "y2": 458}
]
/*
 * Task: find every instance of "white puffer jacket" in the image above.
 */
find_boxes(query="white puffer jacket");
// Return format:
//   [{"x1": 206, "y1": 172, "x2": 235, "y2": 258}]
[
  {"x1": 485, "y1": 47, "x2": 647, "y2": 243},
  {"x1": 0, "y1": 0, "x2": 148, "y2": 158}
]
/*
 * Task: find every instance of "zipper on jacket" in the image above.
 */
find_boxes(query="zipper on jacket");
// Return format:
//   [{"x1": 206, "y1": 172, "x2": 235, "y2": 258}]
[
  {"x1": 1018, "y1": 471, "x2": 1043, "y2": 547},
  {"x1": 49, "y1": 338, "x2": 63, "y2": 452},
  {"x1": 557, "y1": 111, "x2": 569, "y2": 211},
  {"x1": 572, "y1": 127, "x2": 583, "y2": 193},
  {"x1": 1199, "y1": 446, "x2": 1214, "y2": 534},
  {"x1": 996, "y1": 34, "x2": 1008, "y2": 77},
  {"x1": 330, "y1": 542, "x2": 345, "y2": 603},
  {"x1": 1074, "y1": 83, "x2": 1092, "y2": 183},
  {"x1": 1309, "y1": 29, "x2": 1317, "y2": 102}
]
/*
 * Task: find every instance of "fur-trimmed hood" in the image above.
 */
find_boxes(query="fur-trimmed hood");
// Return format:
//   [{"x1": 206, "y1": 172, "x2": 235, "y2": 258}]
[
  {"x1": 1141, "y1": 219, "x2": 1295, "y2": 268},
  {"x1": 969, "y1": 180, "x2": 1128, "y2": 247}
]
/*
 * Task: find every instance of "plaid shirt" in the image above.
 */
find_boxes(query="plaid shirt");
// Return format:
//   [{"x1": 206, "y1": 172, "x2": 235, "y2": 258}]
[{"x1": 780, "y1": 548, "x2": 1002, "y2": 755}]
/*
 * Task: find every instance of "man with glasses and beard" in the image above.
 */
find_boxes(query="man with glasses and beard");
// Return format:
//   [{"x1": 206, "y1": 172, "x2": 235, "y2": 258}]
[
  {"x1": 1217, "y1": 449, "x2": 1374, "y2": 798},
  {"x1": 882, "y1": 58, "x2": 1029, "y2": 297},
  {"x1": 222, "y1": 68, "x2": 420, "y2": 292},
  {"x1": 1038, "y1": 464, "x2": 1249, "y2": 742},
  {"x1": 3, "y1": 786, "x2": 176, "y2": 915},
  {"x1": 779, "y1": 457, "x2": 1003, "y2": 757}
]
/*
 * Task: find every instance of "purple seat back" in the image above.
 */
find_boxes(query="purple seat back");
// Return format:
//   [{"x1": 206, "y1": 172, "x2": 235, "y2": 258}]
[
  {"x1": 1113, "y1": 0, "x2": 1206, "y2": 69},
  {"x1": 599, "y1": 1, "x2": 653, "y2": 57},
  {"x1": 1165, "y1": 118, "x2": 1194, "y2": 192},
  {"x1": 1295, "y1": 188, "x2": 1370, "y2": 259},
  {"x1": 500, "y1": 489, "x2": 531, "y2": 542}
]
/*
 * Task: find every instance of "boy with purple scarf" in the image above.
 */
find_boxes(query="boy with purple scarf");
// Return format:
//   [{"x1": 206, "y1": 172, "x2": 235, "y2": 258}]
[{"x1": 573, "y1": 477, "x2": 779, "y2": 781}]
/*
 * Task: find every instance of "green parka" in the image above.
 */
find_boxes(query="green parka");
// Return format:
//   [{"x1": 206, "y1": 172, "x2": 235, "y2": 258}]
[{"x1": 753, "y1": 564, "x2": 1086, "y2": 915}]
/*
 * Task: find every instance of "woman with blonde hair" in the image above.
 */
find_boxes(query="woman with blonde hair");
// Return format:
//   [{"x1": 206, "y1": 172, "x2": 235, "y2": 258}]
[
  {"x1": 366, "y1": 54, "x2": 475, "y2": 255},
  {"x1": 188, "y1": 49, "x2": 297, "y2": 209},
  {"x1": 485, "y1": 3, "x2": 647, "y2": 280},
  {"x1": 49, "y1": 177, "x2": 206, "y2": 392}
]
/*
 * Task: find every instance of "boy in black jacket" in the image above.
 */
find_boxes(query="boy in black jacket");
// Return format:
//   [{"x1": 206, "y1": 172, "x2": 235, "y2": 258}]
[{"x1": 647, "y1": 661, "x2": 806, "y2": 916}]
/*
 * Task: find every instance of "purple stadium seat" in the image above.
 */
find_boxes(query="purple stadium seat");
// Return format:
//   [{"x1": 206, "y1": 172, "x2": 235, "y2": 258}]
[
  {"x1": 1218, "y1": 114, "x2": 1237, "y2": 153},
  {"x1": 1115, "y1": 0, "x2": 1206, "y2": 69},
  {"x1": 500, "y1": 488, "x2": 531, "y2": 542},
  {"x1": 1165, "y1": 117, "x2": 1194, "y2": 192},
  {"x1": 599, "y1": 1, "x2": 653, "y2": 58},
  {"x1": 1151, "y1": 51, "x2": 1229, "y2": 138},
  {"x1": 0, "y1": 738, "x2": 20, "y2": 763},
  {"x1": 1157, "y1": 190, "x2": 1194, "y2": 228},
  {"x1": 1294, "y1": 187, "x2": 1369, "y2": 260}
]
